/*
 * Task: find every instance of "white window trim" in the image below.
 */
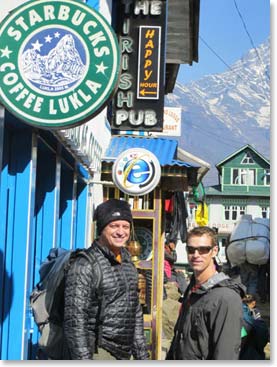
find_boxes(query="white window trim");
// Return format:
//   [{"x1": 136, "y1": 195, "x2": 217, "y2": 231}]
[
  {"x1": 264, "y1": 169, "x2": 270, "y2": 186},
  {"x1": 224, "y1": 205, "x2": 246, "y2": 221},
  {"x1": 231, "y1": 168, "x2": 256, "y2": 186}
]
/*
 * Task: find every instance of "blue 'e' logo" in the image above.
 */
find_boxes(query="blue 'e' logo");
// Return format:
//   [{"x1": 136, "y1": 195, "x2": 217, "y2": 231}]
[{"x1": 125, "y1": 159, "x2": 150, "y2": 184}]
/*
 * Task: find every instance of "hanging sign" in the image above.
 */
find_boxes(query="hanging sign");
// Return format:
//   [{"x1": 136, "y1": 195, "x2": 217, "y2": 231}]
[
  {"x1": 112, "y1": 148, "x2": 161, "y2": 196},
  {"x1": 0, "y1": 0, "x2": 120, "y2": 129},
  {"x1": 110, "y1": 0, "x2": 166, "y2": 132},
  {"x1": 154, "y1": 107, "x2": 181, "y2": 137},
  {"x1": 137, "y1": 26, "x2": 161, "y2": 100}
]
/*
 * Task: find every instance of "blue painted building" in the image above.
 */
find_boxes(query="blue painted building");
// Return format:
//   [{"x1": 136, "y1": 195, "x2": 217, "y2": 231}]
[
  {"x1": 0, "y1": 0, "x2": 202, "y2": 359},
  {"x1": 0, "y1": 110, "x2": 106, "y2": 360},
  {"x1": 0, "y1": 0, "x2": 107, "y2": 360}
]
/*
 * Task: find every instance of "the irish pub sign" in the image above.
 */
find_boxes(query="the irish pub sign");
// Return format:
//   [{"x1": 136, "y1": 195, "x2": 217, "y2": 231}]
[
  {"x1": 110, "y1": 0, "x2": 166, "y2": 132},
  {"x1": 0, "y1": 0, "x2": 120, "y2": 129}
]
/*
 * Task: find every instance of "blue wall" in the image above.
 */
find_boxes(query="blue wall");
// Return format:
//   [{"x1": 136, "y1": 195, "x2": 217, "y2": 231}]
[
  {"x1": 0, "y1": 115, "x2": 90, "y2": 360},
  {"x1": 86, "y1": 0, "x2": 99, "y2": 10}
]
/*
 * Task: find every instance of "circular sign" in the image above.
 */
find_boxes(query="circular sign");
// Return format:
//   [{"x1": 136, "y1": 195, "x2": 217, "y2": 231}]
[
  {"x1": 112, "y1": 148, "x2": 161, "y2": 196},
  {"x1": 0, "y1": 0, "x2": 120, "y2": 129}
]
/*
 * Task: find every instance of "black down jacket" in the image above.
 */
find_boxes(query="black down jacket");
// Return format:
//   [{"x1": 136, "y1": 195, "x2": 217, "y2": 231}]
[{"x1": 64, "y1": 241, "x2": 148, "y2": 360}]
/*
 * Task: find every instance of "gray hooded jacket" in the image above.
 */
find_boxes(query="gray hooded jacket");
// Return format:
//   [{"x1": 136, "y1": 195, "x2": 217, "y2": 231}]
[{"x1": 167, "y1": 272, "x2": 246, "y2": 360}]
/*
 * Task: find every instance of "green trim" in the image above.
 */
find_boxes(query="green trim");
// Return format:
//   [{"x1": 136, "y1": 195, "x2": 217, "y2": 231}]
[
  {"x1": 216, "y1": 144, "x2": 270, "y2": 168},
  {"x1": 222, "y1": 199, "x2": 247, "y2": 205}
]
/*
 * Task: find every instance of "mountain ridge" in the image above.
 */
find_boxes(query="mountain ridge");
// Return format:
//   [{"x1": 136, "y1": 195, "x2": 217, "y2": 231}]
[{"x1": 165, "y1": 39, "x2": 270, "y2": 186}]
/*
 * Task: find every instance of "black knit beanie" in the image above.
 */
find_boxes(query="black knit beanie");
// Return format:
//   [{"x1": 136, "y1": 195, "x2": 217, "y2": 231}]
[{"x1": 93, "y1": 199, "x2": 133, "y2": 234}]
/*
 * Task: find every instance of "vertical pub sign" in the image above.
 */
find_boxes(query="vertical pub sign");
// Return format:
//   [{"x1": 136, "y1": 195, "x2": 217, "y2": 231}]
[{"x1": 110, "y1": 0, "x2": 166, "y2": 132}]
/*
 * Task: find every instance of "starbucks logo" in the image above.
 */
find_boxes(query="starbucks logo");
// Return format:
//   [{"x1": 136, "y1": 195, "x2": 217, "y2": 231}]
[{"x1": 0, "y1": 0, "x2": 120, "y2": 129}]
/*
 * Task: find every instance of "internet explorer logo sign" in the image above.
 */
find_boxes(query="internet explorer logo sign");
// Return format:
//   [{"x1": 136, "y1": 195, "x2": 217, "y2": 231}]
[
  {"x1": 112, "y1": 148, "x2": 161, "y2": 196},
  {"x1": 124, "y1": 159, "x2": 151, "y2": 184}
]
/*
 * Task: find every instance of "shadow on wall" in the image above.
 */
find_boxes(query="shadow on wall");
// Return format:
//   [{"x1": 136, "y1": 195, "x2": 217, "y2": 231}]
[{"x1": 0, "y1": 249, "x2": 14, "y2": 325}]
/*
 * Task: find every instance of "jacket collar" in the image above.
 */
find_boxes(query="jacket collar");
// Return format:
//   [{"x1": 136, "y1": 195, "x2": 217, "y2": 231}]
[
  {"x1": 191, "y1": 272, "x2": 246, "y2": 298},
  {"x1": 94, "y1": 240, "x2": 132, "y2": 263}
]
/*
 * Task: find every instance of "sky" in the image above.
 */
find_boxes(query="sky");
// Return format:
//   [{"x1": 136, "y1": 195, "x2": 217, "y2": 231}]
[{"x1": 177, "y1": 0, "x2": 271, "y2": 84}]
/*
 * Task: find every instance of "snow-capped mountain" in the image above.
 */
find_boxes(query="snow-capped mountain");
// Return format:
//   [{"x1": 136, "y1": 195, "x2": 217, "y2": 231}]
[{"x1": 165, "y1": 39, "x2": 270, "y2": 186}]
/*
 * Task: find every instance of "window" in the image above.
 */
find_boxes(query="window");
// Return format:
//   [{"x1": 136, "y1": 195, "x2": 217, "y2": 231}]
[
  {"x1": 241, "y1": 152, "x2": 254, "y2": 164},
  {"x1": 247, "y1": 169, "x2": 256, "y2": 185},
  {"x1": 224, "y1": 206, "x2": 230, "y2": 220},
  {"x1": 232, "y1": 206, "x2": 238, "y2": 220},
  {"x1": 232, "y1": 169, "x2": 239, "y2": 184},
  {"x1": 264, "y1": 169, "x2": 270, "y2": 186},
  {"x1": 232, "y1": 168, "x2": 256, "y2": 185},
  {"x1": 261, "y1": 206, "x2": 270, "y2": 219},
  {"x1": 224, "y1": 205, "x2": 246, "y2": 221},
  {"x1": 240, "y1": 206, "x2": 246, "y2": 216}
]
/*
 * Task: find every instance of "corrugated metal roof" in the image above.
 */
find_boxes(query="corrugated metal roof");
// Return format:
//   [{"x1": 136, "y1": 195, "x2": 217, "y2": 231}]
[{"x1": 103, "y1": 135, "x2": 197, "y2": 168}]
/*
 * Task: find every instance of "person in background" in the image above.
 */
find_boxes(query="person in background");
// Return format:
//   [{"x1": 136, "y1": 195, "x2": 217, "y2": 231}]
[
  {"x1": 164, "y1": 240, "x2": 177, "y2": 281},
  {"x1": 164, "y1": 240, "x2": 188, "y2": 294},
  {"x1": 64, "y1": 199, "x2": 148, "y2": 360},
  {"x1": 166, "y1": 226, "x2": 245, "y2": 360},
  {"x1": 243, "y1": 294, "x2": 262, "y2": 319},
  {"x1": 240, "y1": 294, "x2": 269, "y2": 360}
]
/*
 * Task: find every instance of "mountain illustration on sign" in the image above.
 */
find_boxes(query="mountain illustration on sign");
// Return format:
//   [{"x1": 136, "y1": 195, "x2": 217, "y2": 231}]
[{"x1": 21, "y1": 32, "x2": 86, "y2": 91}]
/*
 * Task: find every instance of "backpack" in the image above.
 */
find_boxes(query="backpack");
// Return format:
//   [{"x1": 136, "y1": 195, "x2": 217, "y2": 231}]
[
  {"x1": 30, "y1": 247, "x2": 103, "y2": 360},
  {"x1": 227, "y1": 215, "x2": 270, "y2": 266}
]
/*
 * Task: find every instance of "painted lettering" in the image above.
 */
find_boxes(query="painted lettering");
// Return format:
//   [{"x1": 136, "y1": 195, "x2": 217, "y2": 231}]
[
  {"x1": 119, "y1": 74, "x2": 132, "y2": 90},
  {"x1": 89, "y1": 31, "x2": 106, "y2": 48},
  {"x1": 3, "y1": 72, "x2": 18, "y2": 85},
  {"x1": 0, "y1": 62, "x2": 16, "y2": 72},
  {"x1": 29, "y1": 9, "x2": 43, "y2": 27},
  {"x1": 117, "y1": 91, "x2": 133, "y2": 107},
  {"x1": 115, "y1": 109, "x2": 157, "y2": 126},
  {"x1": 85, "y1": 80, "x2": 102, "y2": 94},
  {"x1": 83, "y1": 20, "x2": 98, "y2": 34},
  {"x1": 43, "y1": 5, "x2": 55, "y2": 20},
  {"x1": 58, "y1": 5, "x2": 70, "y2": 21},
  {"x1": 49, "y1": 99, "x2": 57, "y2": 114},
  {"x1": 121, "y1": 37, "x2": 133, "y2": 53},
  {"x1": 71, "y1": 10, "x2": 86, "y2": 26},
  {"x1": 7, "y1": 26, "x2": 22, "y2": 41},
  {"x1": 94, "y1": 46, "x2": 110, "y2": 57}
]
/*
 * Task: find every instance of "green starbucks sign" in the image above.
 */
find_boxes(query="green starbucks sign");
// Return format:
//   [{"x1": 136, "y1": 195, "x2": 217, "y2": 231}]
[{"x1": 0, "y1": 0, "x2": 120, "y2": 129}]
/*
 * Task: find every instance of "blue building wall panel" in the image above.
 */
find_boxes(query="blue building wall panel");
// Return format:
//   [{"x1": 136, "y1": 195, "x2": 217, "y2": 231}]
[
  {"x1": 0, "y1": 124, "x2": 92, "y2": 359},
  {"x1": 0, "y1": 130, "x2": 33, "y2": 359}
]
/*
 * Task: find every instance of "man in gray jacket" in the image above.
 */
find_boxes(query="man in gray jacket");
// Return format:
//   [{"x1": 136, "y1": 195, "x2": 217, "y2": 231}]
[
  {"x1": 64, "y1": 199, "x2": 148, "y2": 360},
  {"x1": 167, "y1": 226, "x2": 246, "y2": 360}
]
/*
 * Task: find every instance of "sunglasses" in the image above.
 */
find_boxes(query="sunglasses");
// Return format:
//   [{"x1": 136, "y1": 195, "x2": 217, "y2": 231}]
[{"x1": 186, "y1": 246, "x2": 213, "y2": 255}]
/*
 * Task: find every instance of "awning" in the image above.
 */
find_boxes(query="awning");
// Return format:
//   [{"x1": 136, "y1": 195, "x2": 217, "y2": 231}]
[
  {"x1": 103, "y1": 135, "x2": 193, "y2": 167},
  {"x1": 101, "y1": 135, "x2": 207, "y2": 192}
]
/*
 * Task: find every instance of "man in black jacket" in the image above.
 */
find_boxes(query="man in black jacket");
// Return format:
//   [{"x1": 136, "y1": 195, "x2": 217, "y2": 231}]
[
  {"x1": 167, "y1": 226, "x2": 246, "y2": 360},
  {"x1": 64, "y1": 199, "x2": 148, "y2": 360}
]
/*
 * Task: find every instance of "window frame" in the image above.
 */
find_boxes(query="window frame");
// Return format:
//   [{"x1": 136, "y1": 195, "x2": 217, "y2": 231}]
[
  {"x1": 241, "y1": 152, "x2": 255, "y2": 164},
  {"x1": 232, "y1": 168, "x2": 256, "y2": 185}
]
